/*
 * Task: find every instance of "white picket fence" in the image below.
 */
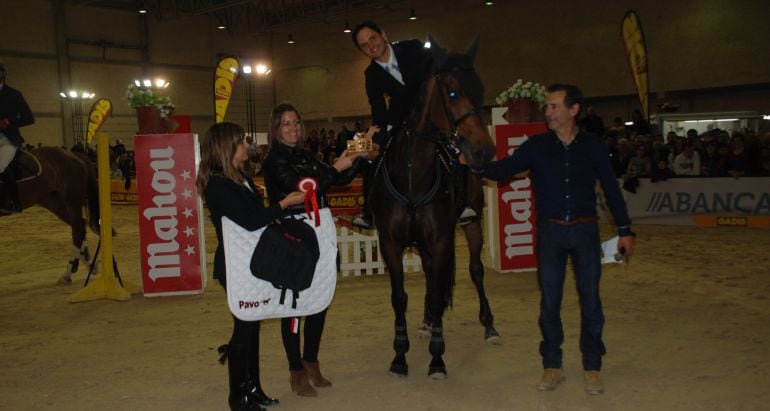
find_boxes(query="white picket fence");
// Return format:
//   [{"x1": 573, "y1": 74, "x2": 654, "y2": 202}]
[{"x1": 336, "y1": 223, "x2": 422, "y2": 277}]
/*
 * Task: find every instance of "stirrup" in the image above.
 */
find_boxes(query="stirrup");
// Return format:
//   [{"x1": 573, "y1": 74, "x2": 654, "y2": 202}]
[
  {"x1": 352, "y1": 213, "x2": 373, "y2": 229},
  {"x1": 457, "y1": 207, "x2": 478, "y2": 226}
]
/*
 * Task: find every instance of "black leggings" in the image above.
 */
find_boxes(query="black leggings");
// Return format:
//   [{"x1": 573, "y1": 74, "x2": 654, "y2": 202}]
[{"x1": 281, "y1": 309, "x2": 327, "y2": 371}]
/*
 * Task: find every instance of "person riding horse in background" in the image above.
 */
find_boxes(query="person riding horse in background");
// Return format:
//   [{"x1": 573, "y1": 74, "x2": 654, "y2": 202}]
[
  {"x1": 0, "y1": 59, "x2": 35, "y2": 215},
  {"x1": 350, "y1": 20, "x2": 476, "y2": 229}
]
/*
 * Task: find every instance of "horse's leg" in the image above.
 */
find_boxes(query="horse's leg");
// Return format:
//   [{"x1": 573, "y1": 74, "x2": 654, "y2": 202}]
[
  {"x1": 39, "y1": 193, "x2": 87, "y2": 285},
  {"x1": 380, "y1": 241, "x2": 410, "y2": 377},
  {"x1": 464, "y1": 173, "x2": 501, "y2": 343},
  {"x1": 426, "y1": 242, "x2": 452, "y2": 379},
  {"x1": 462, "y1": 220, "x2": 501, "y2": 344},
  {"x1": 418, "y1": 249, "x2": 432, "y2": 337}
]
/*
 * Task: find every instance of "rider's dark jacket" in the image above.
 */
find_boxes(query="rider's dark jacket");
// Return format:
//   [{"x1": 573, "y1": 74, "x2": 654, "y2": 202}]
[{"x1": 0, "y1": 83, "x2": 35, "y2": 146}]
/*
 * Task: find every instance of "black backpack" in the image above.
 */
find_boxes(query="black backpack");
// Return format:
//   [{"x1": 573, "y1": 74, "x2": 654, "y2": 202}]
[{"x1": 250, "y1": 217, "x2": 320, "y2": 308}]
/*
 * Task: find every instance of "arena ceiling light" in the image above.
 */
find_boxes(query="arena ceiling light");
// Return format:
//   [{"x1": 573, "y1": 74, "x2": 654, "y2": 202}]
[
  {"x1": 255, "y1": 64, "x2": 271, "y2": 75},
  {"x1": 343, "y1": 22, "x2": 351, "y2": 33},
  {"x1": 484, "y1": 1, "x2": 494, "y2": 5},
  {"x1": 409, "y1": 9, "x2": 418, "y2": 21},
  {"x1": 288, "y1": 34, "x2": 295, "y2": 44}
]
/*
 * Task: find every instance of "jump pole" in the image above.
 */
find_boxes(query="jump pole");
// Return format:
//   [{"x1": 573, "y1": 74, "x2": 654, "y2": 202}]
[{"x1": 69, "y1": 133, "x2": 136, "y2": 302}]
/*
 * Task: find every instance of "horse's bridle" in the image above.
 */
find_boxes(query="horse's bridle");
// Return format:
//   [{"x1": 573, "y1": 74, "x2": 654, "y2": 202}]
[
  {"x1": 432, "y1": 70, "x2": 484, "y2": 142},
  {"x1": 377, "y1": 67, "x2": 484, "y2": 218}
]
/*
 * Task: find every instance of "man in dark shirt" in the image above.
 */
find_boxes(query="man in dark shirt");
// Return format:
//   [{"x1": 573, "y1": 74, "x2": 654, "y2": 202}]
[
  {"x1": 0, "y1": 60, "x2": 35, "y2": 214},
  {"x1": 477, "y1": 84, "x2": 635, "y2": 395}
]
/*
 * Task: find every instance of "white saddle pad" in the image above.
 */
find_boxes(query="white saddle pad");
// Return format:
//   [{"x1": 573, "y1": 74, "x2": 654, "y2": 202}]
[{"x1": 223, "y1": 207, "x2": 337, "y2": 321}]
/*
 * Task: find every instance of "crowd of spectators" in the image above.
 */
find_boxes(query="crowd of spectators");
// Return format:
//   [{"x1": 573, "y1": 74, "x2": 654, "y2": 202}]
[{"x1": 585, "y1": 109, "x2": 770, "y2": 180}]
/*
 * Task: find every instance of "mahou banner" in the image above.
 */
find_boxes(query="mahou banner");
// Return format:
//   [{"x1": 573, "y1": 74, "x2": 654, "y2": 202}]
[
  {"x1": 493, "y1": 123, "x2": 547, "y2": 272},
  {"x1": 134, "y1": 133, "x2": 206, "y2": 296},
  {"x1": 214, "y1": 57, "x2": 240, "y2": 123}
]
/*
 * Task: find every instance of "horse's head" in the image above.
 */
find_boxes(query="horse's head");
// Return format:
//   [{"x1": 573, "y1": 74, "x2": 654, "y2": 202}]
[{"x1": 416, "y1": 35, "x2": 496, "y2": 169}]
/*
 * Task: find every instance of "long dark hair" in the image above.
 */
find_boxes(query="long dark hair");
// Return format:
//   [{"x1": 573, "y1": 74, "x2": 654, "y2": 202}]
[{"x1": 196, "y1": 122, "x2": 246, "y2": 193}]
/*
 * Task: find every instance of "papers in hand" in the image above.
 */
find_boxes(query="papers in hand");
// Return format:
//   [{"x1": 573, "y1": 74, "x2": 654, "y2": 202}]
[{"x1": 601, "y1": 236, "x2": 624, "y2": 264}]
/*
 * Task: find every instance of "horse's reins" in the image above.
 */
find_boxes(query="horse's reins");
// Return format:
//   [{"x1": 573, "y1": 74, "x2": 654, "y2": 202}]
[
  {"x1": 379, "y1": 68, "x2": 483, "y2": 216},
  {"x1": 432, "y1": 69, "x2": 484, "y2": 141}
]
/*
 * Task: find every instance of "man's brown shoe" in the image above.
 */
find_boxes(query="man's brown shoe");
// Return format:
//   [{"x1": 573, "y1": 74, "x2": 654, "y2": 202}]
[
  {"x1": 536, "y1": 368, "x2": 565, "y2": 391},
  {"x1": 584, "y1": 370, "x2": 604, "y2": 395}
]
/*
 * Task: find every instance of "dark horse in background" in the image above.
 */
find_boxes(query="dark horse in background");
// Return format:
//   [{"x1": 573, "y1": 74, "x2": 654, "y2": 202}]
[
  {"x1": 1, "y1": 147, "x2": 100, "y2": 284},
  {"x1": 371, "y1": 35, "x2": 497, "y2": 379}
]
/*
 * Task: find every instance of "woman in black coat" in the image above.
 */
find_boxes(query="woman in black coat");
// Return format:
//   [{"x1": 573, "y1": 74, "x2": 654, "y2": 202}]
[
  {"x1": 197, "y1": 122, "x2": 305, "y2": 411},
  {"x1": 262, "y1": 102, "x2": 376, "y2": 397}
]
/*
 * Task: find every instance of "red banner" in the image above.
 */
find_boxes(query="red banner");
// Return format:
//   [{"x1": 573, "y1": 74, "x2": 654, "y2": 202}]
[
  {"x1": 134, "y1": 133, "x2": 206, "y2": 296},
  {"x1": 494, "y1": 123, "x2": 547, "y2": 271}
]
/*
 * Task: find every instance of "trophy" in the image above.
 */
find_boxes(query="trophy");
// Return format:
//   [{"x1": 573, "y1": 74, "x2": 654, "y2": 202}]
[{"x1": 346, "y1": 132, "x2": 373, "y2": 157}]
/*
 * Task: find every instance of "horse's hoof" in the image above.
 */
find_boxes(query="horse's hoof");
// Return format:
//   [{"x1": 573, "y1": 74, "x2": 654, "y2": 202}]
[
  {"x1": 57, "y1": 276, "x2": 72, "y2": 285},
  {"x1": 389, "y1": 363, "x2": 408, "y2": 378},
  {"x1": 428, "y1": 368, "x2": 448, "y2": 380},
  {"x1": 485, "y1": 328, "x2": 502, "y2": 345},
  {"x1": 417, "y1": 322, "x2": 431, "y2": 338}
]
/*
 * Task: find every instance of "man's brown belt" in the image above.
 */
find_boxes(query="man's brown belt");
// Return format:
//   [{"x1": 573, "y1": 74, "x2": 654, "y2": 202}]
[{"x1": 547, "y1": 216, "x2": 600, "y2": 226}]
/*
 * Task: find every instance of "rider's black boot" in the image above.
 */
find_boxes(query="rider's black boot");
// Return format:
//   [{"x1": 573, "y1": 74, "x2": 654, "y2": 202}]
[
  {"x1": 352, "y1": 160, "x2": 374, "y2": 229},
  {"x1": 0, "y1": 167, "x2": 22, "y2": 214},
  {"x1": 455, "y1": 165, "x2": 477, "y2": 226}
]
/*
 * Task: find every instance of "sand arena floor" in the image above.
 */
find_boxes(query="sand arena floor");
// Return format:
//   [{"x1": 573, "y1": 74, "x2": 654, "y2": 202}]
[{"x1": 1, "y1": 205, "x2": 769, "y2": 410}]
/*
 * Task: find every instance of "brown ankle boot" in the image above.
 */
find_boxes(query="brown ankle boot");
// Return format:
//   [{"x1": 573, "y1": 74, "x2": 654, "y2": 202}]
[
  {"x1": 303, "y1": 360, "x2": 332, "y2": 387},
  {"x1": 289, "y1": 369, "x2": 317, "y2": 397}
]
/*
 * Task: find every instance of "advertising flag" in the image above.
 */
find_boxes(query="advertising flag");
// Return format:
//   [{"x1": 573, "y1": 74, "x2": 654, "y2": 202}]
[
  {"x1": 214, "y1": 57, "x2": 240, "y2": 123},
  {"x1": 85, "y1": 98, "x2": 112, "y2": 144},
  {"x1": 134, "y1": 133, "x2": 206, "y2": 296},
  {"x1": 621, "y1": 11, "x2": 649, "y2": 120}
]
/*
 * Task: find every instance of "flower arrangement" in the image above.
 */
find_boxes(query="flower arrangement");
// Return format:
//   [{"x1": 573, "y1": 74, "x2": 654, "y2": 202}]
[
  {"x1": 126, "y1": 82, "x2": 175, "y2": 118},
  {"x1": 495, "y1": 79, "x2": 547, "y2": 108}
]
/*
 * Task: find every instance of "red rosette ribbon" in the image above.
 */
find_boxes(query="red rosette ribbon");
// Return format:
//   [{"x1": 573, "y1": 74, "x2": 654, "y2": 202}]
[{"x1": 297, "y1": 177, "x2": 320, "y2": 226}]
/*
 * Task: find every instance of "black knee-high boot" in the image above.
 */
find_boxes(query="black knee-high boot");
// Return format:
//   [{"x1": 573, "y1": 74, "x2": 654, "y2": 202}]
[
  {"x1": 245, "y1": 334, "x2": 279, "y2": 407},
  {"x1": 223, "y1": 344, "x2": 264, "y2": 411},
  {"x1": 0, "y1": 166, "x2": 22, "y2": 214}
]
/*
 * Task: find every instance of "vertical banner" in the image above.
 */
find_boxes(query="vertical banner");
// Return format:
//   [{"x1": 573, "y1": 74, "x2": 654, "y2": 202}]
[
  {"x1": 621, "y1": 10, "x2": 649, "y2": 120},
  {"x1": 214, "y1": 57, "x2": 240, "y2": 123},
  {"x1": 85, "y1": 98, "x2": 112, "y2": 145},
  {"x1": 489, "y1": 123, "x2": 547, "y2": 272},
  {"x1": 135, "y1": 133, "x2": 206, "y2": 296}
]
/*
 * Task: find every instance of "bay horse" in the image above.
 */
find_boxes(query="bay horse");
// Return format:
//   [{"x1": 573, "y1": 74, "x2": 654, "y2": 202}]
[
  {"x1": 371, "y1": 35, "x2": 497, "y2": 378},
  {"x1": 3, "y1": 147, "x2": 100, "y2": 284}
]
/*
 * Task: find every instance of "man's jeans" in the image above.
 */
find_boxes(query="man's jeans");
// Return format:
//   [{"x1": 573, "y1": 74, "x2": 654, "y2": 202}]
[{"x1": 536, "y1": 221, "x2": 606, "y2": 371}]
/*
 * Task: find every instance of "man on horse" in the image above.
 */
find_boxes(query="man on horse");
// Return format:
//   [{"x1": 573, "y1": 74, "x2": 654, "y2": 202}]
[
  {"x1": 0, "y1": 60, "x2": 35, "y2": 215},
  {"x1": 350, "y1": 20, "x2": 476, "y2": 229}
]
